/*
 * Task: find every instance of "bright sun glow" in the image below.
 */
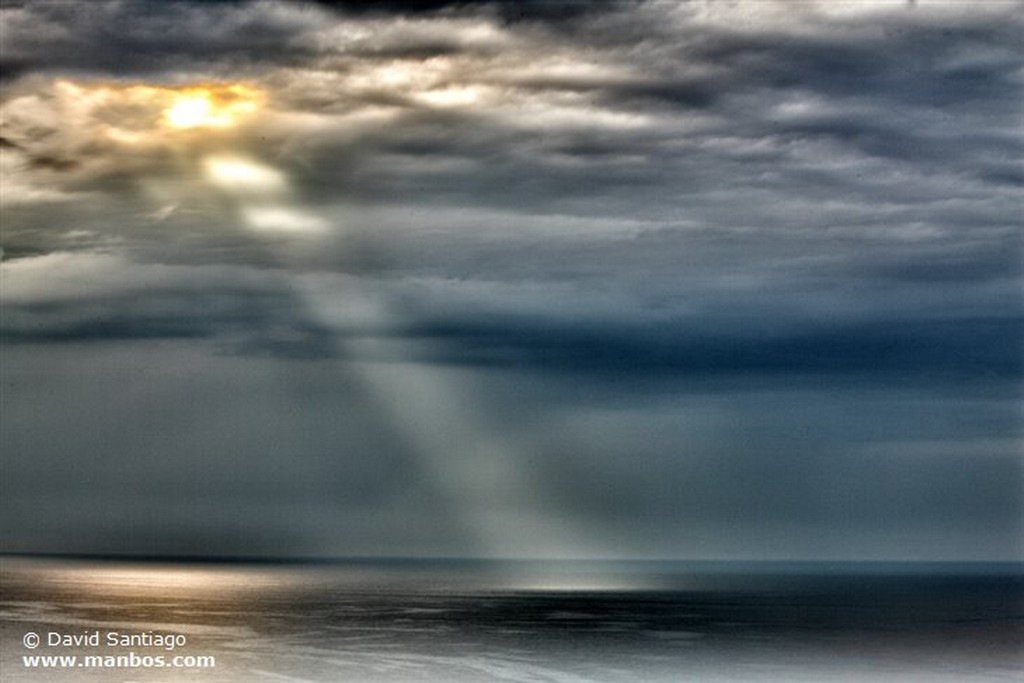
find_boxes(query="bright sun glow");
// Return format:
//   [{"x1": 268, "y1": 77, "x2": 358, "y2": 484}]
[
  {"x1": 49, "y1": 80, "x2": 265, "y2": 136},
  {"x1": 162, "y1": 85, "x2": 264, "y2": 129},
  {"x1": 165, "y1": 94, "x2": 221, "y2": 128}
]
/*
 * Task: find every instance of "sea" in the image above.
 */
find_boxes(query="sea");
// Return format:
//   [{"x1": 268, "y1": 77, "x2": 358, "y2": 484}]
[{"x1": 1, "y1": 557, "x2": 1021, "y2": 682}]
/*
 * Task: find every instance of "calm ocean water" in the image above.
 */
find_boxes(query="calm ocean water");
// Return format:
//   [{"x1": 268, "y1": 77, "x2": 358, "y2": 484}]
[{"x1": 1, "y1": 558, "x2": 1021, "y2": 682}]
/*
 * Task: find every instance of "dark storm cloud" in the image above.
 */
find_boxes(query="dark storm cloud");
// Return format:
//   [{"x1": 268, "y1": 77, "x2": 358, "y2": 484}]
[
  {"x1": 5, "y1": 0, "x2": 1020, "y2": 232},
  {"x1": 2, "y1": 0, "x2": 1021, "y2": 561},
  {"x1": 706, "y1": 22, "x2": 1024, "y2": 114},
  {"x1": 270, "y1": 9, "x2": 1019, "y2": 236},
  {"x1": 2, "y1": 291, "x2": 341, "y2": 358},
  {"x1": 0, "y1": 0, "x2": 613, "y2": 80},
  {"x1": 399, "y1": 313, "x2": 1024, "y2": 385},
  {"x1": 3, "y1": 0, "x2": 1020, "y2": 376},
  {"x1": 0, "y1": 254, "x2": 346, "y2": 358},
  {"x1": 307, "y1": 0, "x2": 633, "y2": 26},
  {"x1": 0, "y1": 1, "x2": 321, "y2": 78}
]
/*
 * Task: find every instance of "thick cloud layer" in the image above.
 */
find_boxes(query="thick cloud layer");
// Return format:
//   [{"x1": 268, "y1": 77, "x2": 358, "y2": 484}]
[{"x1": 2, "y1": 0, "x2": 1021, "y2": 561}]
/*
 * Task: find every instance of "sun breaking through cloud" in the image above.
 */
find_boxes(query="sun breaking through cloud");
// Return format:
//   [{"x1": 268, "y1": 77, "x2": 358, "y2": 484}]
[
  {"x1": 162, "y1": 84, "x2": 264, "y2": 130},
  {"x1": 45, "y1": 80, "x2": 266, "y2": 138},
  {"x1": 1, "y1": 0, "x2": 1020, "y2": 563}
]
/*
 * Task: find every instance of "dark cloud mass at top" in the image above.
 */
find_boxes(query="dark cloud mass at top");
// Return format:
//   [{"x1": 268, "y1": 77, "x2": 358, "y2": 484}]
[{"x1": 1, "y1": 0, "x2": 1021, "y2": 561}]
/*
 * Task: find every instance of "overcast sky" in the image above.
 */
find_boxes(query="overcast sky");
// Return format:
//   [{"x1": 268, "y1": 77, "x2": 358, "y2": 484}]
[{"x1": 1, "y1": 0, "x2": 1021, "y2": 562}]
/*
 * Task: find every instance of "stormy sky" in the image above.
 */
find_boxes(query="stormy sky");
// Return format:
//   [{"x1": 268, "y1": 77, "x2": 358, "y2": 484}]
[{"x1": 1, "y1": 0, "x2": 1021, "y2": 562}]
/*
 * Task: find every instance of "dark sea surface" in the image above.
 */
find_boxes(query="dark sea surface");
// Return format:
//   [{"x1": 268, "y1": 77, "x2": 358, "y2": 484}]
[{"x1": 2, "y1": 558, "x2": 1021, "y2": 682}]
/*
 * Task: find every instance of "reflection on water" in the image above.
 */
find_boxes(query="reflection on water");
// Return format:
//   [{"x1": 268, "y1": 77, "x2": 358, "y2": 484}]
[{"x1": 2, "y1": 558, "x2": 1021, "y2": 682}]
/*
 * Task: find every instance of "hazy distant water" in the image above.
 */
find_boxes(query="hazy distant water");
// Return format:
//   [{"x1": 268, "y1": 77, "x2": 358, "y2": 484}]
[{"x1": 2, "y1": 558, "x2": 1021, "y2": 682}]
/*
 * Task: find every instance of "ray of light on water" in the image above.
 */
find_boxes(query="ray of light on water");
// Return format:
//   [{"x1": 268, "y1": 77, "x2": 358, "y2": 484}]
[{"x1": 2, "y1": 557, "x2": 1020, "y2": 682}]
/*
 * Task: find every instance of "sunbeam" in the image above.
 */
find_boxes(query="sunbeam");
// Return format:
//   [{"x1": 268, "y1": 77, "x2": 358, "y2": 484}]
[
  {"x1": 203, "y1": 156, "x2": 286, "y2": 193},
  {"x1": 2, "y1": 2, "x2": 1021, "y2": 680}
]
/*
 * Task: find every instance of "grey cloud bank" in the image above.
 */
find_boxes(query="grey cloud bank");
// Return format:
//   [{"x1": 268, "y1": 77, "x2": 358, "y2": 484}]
[{"x1": 1, "y1": 0, "x2": 1021, "y2": 561}]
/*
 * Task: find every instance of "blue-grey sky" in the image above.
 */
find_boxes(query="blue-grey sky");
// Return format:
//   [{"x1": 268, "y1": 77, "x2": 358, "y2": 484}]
[{"x1": 1, "y1": 0, "x2": 1021, "y2": 561}]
